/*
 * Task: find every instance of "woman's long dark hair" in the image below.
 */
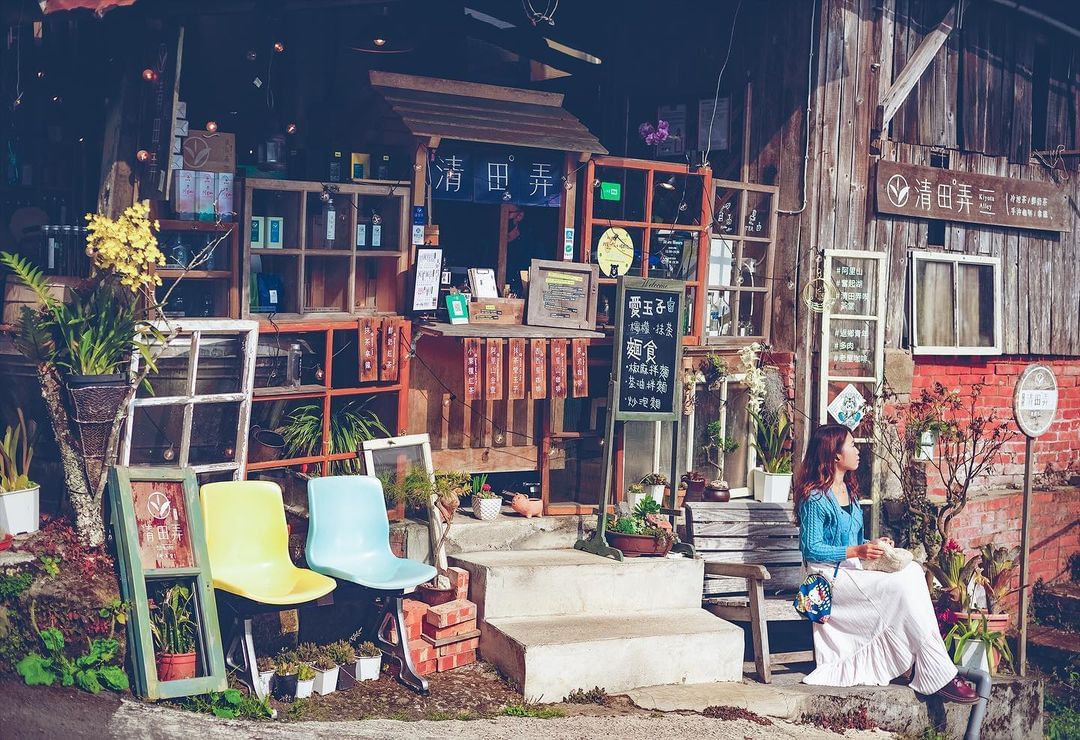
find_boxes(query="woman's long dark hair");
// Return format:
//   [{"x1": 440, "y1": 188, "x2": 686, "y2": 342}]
[{"x1": 793, "y1": 424, "x2": 861, "y2": 525}]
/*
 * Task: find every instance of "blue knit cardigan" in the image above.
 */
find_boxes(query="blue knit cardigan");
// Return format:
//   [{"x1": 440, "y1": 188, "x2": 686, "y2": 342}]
[{"x1": 799, "y1": 490, "x2": 866, "y2": 563}]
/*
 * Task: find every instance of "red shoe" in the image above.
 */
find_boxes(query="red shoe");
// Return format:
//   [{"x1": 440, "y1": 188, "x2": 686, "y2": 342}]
[{"x1": 936, "y1": 676, "x2": 979, "y2": 704}]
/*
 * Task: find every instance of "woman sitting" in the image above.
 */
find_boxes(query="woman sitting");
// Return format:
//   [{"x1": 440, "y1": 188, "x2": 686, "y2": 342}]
[{"x1": 795, "y1": 423, "x2": 977, "y2": 703}]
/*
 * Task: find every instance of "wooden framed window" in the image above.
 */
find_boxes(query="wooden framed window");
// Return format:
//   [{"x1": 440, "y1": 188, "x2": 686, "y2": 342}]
[
  {"x1": 682, "y1": 373, "x2": 757, "y2": 498},
  {"x1": 910, "y1": 252, "x2": 1002, "y2": 355},
  {"x1": 580, "y1": 157, "x2": 710, "y2": 344},
  {"x1": 704, "y1": 179, "x2": 778, "y2": 344},
  {"x1": 121, "y1": 319, "x2": 259, "y2": 481}
]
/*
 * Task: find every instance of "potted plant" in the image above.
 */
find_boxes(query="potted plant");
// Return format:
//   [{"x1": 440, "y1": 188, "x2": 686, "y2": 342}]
[
  {"x1": 703, "y1": 420, "x2": 740, "y2": 502},
  {"x1": 749, "y1": 408, "x2": 793, "y2": 503},
  {"x1": 927, "y1": 538, "x2": 981, "y2": 614},
  {"x1": 680, "y1": 471, "x2": 707, "y2": 500},
  {"x1": 295, "y1": 663, "x2": 316, "y2": 699},
  {"x1": 279, "y1": 399, "x2": 388, "y2": 476},
  {"x1": 256, "y1": 656, "x2": 275, "y2": 696},
  {"x1": 603, "y1": 497, "x2": 677, "y2": 558},
  {"x1": 700, "y1": 353, "x2": 729, "y2": 391},
  {"x1": 625, "y1": 483, "x2": 646, "y2": 508},
  {"x1": 294, "y1": 641, "x2": 321, "y2": 665},
  {"x1": 470, "y1": 474, "x2": 501, "y2": 520},
  {"x1": 272, "y1": 659, "x2": 299, "y2": 700},
  {"x1": 974, "y1": 543, "x2": 1021, "y2": 632},
  {"x1": 416, "y1": 471, "x2": 466, "y2": 606},
  {"x1": 326, "y1": 640, "x2": 356, "y2": 687},
  {"x1": 944, "y1": 613, "x2": 1014, "y2": 675},
  {"x1": 0, "y1": 409, "x2": 40, "y2": 536},
  {"x1": 149, "y1": 583, "x2": 197, "y2": 682},
  {"x1": 639, "y1": 473, "x2": 668, "y2": 506},
  {"x1": 356, "y1": 641, "x2": 382, "y2": 681}
]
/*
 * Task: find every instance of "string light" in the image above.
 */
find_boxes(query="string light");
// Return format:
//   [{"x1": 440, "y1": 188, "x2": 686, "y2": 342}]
[
  {"x1": 51, "y1": 95, "x2": 61, "y2": 104},
  {"x1": 205, "y1": 120, "x2": 218, "y2": 133},
  {"x1": 246, "y1": 50, "x2": 257, "y2": 62},
  {"x1": 35, "y1": 70, "x2": 44, "y2": 78},
  {"x1": 373, "y1": 37, "x2": 387, "y2": 47},
  {"x1": 273, "y1": 41, "x2": 285, "y2": 53},
  {"x1": 286, "y1": 122, "x2": 297, "y2": 135},
  {"x1": 141, "y1": 68, "x2": 157, "y2": 82},
  {"x1": 136, "y1": 149, "x2": 150, "y2": 162}
]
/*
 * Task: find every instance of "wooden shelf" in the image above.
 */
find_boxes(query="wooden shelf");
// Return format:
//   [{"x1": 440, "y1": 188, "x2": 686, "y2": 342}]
[
  {"x1": 251, "y1": 248, "x2": 303, "y2": 255},
  {"x1": 158, "y1": 219, "x2": 238, "y2": 232},
  {"x1": 355, "y1": 250, "x2": 403, "y2": 257},
  {"x1": 253, "y1": 384, "x2": 327, "y2": 399},
  {"x1": 158, "y1": 269, "x2": 233, "y2": 279}
]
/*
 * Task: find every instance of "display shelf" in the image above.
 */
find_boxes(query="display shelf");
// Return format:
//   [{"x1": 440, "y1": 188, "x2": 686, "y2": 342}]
[
  {"x1": 157, "y1": 270, "x2": 233, "y2": 279},
  {"x1": 153, "y1": 204, "x2": 242, "y2": 318}
]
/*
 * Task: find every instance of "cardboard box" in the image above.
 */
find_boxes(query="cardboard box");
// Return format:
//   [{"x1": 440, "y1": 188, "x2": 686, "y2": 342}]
[
  {"x1": 175, "y1": 100, "x2": 187, "y2": 119},
  {"x1": 266, "y1": 217, "x2": 284, "y2": 249},
  {"x1": 250, "y1": 216, "x2": 265, "y2": 248},
  {"x1": 173, "y1": 119, "x2": 189, "y2": 137},
  {"x1": 172, "y1": 170, "x2": 196, "y2": 220},
  {"x1": 182, "y1": 130, "x2": 236, "y2": 173},
  {"x1": 215, "y1": 173, "x2": 234, "y2": 222},
  {"x1": 195, "y1": 171, "x2": 217, "y2": 221}
]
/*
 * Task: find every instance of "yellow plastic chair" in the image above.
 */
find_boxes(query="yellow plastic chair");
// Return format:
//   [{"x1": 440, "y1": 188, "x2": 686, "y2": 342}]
[{"x1": 201, "y1": 480, "x2": 336, "y2": 698}]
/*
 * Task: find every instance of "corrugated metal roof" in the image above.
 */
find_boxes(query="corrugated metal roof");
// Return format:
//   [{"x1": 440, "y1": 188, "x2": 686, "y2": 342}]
[{"x1": 370, "y1": 72, "x2": 607, "y2": 155}]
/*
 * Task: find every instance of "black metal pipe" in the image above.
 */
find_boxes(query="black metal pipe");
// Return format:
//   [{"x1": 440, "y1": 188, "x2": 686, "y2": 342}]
[{"x1": 957, "y1": 665, "x2": 992, "y2": 740}]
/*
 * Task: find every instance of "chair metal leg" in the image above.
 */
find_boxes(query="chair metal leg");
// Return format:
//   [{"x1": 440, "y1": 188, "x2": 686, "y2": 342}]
[
  {"x1": 222, "y1": 613, "x2": 262, "y2": 699},
  {"x1": 373, "y1": 593, "x2": 428, "y2": 695}
]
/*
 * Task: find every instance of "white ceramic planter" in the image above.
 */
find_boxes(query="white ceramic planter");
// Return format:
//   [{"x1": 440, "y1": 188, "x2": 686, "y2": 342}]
[
  {"x1": 0, "y1": 485, "x2": 39, "y2": 536},
  {"x1": 295, "y1": 677, "x2": 315, "y2": 699},
  {"x1": 257, "y1": 669, "x2": 275, "y2": 697},
  {"x1": 472, "y1": 497, "x2": 501, "y2": 521},
  {"x1": 357, "y1": 654, "x2": 382, "y2": 681},
  {"x1": 312, "y1": 665, "x2": 339, "y2": 695},
  {"x1": 752, "y1": 470, "x2": 792, "y2": 503},
  {"x1": 917, "y1": 430, "x2": 937, "y2": 461},
  {"x1": 959, "y1": 640, "x2": 990, "y2": 674},
  {"x1": 642, "y1": 484, "x2": 665, "y2": 506}
]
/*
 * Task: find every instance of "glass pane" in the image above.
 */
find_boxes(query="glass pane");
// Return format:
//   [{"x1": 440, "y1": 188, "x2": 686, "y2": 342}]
[
  {"x1": 736, "y1": 290, "x2": 767, "y2": 337},
  {"x1": 142, "y1": 338, "x2": 192, "y2": 398},
  {"x1": 551, "y1": 438, "x2": 603, "y2": 507},
  {"x1": 915, "y1": 260, "x2": 956, "y2": 347},
  {"x1": 827, "y1": 319, "x2": 877, "y2": 377},
  {"x1": 648, "y1": 230, "x2": 698, "y2": 280},
  {"x1": 592, "y1": 166, "x2": 647, "y2": 222},
  {"x1": 160, "y1": 229, "x2": 230, "y2": 271},
  {"x1": 591, "y1": 225, "x2": 643, "y2": 278},
  {"x1": 190, "y1": 402, "x2": 241, "y2": 464},
  {"x1": 195, "y1": 333, "x2": 244, "y2": 395},
  {"x1": 712, "y1": 188, "x2": 741, "y2": 236},
  {"x1": 957, "y1": 264, "x2": 996, "y2": 347},
  {"x1": 683, "y1": 286, "x2": 697, "y2": 336},
  {"x1": 652, "y1": 172, "x2": 705, "y2": 226},
  {"x1": 305, "y1": 192, "x2": 352, "y2": 251},
  {"x1": 357, "y1": 194, "x2": 401, "y2": 252},
  {"x1": 740, "y1": 241, "x2": 769, "y2": 287},
  {"x1": 744, "y1": 191, "x2": 772, "y2": 237},
  {"x1": 707, "y1": 236, "x2": 737, "y2": 287},
  {"x1": 129, "y1": 405, "x2": 184, "y2": 464},
  {"x1": 692, "y1": 383, "x2": 751, "y2": 492},
  {"x1": 254, "y1": 332, "x2": 324, "y2": 391},
  {"x1": 831, "y1": 256, "x2": 879, "y2": 316},
  {"x1": 304, "y1": 255, "x2": 350, "y2": 312},
  {"x1": 705, "y1": 289, "x2": 736, "y2": 338}
]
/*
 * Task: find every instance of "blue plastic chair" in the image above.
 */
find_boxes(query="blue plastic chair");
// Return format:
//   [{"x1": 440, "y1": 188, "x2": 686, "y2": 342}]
[{"x1": 307, "y1": 475, "x2": 437, "y2": 693}]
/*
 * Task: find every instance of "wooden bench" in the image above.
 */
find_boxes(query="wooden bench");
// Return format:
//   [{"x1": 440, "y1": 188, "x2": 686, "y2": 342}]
[{"x1": 684, "y1": 500, "x2": 814, "y2": 683}]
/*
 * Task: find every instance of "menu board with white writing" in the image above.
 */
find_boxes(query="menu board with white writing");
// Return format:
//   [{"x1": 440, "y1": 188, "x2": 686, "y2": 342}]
[
  {"x1": 526, "y1": 259, "x2": 599, "y2": 331},
  {"x1": 613, "y1": 277, "x2": 685, "y2": 421}
]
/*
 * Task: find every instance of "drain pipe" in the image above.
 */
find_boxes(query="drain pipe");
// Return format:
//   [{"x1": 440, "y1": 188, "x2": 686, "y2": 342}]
[{"x1": 956, "y1": 666, "x2": 992, "y2": 740}]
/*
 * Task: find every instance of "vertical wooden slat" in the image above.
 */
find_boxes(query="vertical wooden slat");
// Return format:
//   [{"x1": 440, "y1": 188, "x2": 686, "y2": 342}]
[
  {"x1": 1009, "y1": 28, "x2": 1034, "y2": 164},
  {"x1": 358, "y1": 317, "x2": 379, "y2": 382},
  {"x1": 550, "y1": 339, "x2": 568, "y2": 399},
  {"x1": 463, "y1": 338, "x2": 482, "y2": 401},
  {"x1": 530, "y1": 339, "x2": 547, "y2": 399},
  {"x1": 508, "y1": 338, "x2": 526, "y2": 400},
  {"x1": 571, "y1": 338, "x2": 589, "y2": 398},
  {"x1": 486, "y1": 339, "x2": 504, "y2": 401}
]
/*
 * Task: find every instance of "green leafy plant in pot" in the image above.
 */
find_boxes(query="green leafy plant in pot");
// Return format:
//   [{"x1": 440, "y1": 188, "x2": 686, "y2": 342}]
[
  {"x1": 279, "y1": 399, "x2": 388, "y2": 476},
  {"x1": 944, "y1": 613, "x2": 1014, "y2": 675},
  {"x1": 470, "y1": 474, "x2": 501, "y2": 521},
  {"x1": 149, "y1": 583, "x2": 198, "y2": 682},
  {"x1": 604, "y1": 496, "x2": 677, "y2": 558},
  {"x1": 639, "y1": 472, "x2": 668, "y2": 507},
  {"x1": 973, "y1": 543, "x2": 1020, "y2": 632},
  {"x1": 0, "y1": 408, "x2": 40, "y2": 536},
  {"x1": 749, "y1": 408, "x2": 793, "y2": 503},
  {"x1": 703, "y1": 419, "x2": 740, "y2": 500},
  {"x1": 272, "y1": 659, "x2": 300, "y2": 700},
  {"x1": 416, "y1": 471, "x2": 467, "y2": 605}
]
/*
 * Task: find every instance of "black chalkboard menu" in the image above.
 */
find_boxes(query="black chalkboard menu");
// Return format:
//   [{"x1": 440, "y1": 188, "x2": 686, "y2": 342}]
[{"x1": 613, "y1": 276, "x2": 685, "y2": 421}]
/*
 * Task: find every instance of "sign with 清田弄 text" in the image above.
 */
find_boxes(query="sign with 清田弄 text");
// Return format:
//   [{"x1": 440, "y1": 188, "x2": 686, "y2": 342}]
[
  {"x1": 431, "y1": 143, "x2": 562, "y2": 208},
  {"x1": 875, "y1": 161, "x2": 1069, "y2": 232}
]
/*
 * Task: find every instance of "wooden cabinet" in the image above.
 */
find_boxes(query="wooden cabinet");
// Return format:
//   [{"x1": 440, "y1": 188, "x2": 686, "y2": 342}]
[
  {"x1": 241, "y1": 177, "x2": 411, "y2": 319},
  {"x1": 155, "y1": 218, "x2": 241, "y2": 318}
]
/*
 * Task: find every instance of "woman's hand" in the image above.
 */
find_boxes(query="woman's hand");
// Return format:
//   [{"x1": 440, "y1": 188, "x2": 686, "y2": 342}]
[
  {"x1": 877, "y1": 536, "x2": 894, "y2": 547},
  {"x1": 848, "y1": 542, "x2": 885, "y2": 560}
]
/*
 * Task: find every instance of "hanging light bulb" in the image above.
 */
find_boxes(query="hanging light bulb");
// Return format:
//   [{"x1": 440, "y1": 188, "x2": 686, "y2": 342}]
[
  {"x1": 36, "y1": 70, "x2": 45, "y2": 79},
  {"x1": 205, "y1": 120, "x2": 219, "y2": 133},
  {"x1": 162, "y1": 445, "x2": 176, "y2": 462},
  {"x1": 142, "y1": 68, "x2": 157, "y2": 82},
  {"x1": 314, "y1": 366, "x2": 325, "y2": 382},
  {"x1": 273, "y1": 41, "x2": 285, "y2": 53},
  {"x1": 502, "y1": 191, "x2": 513, "y2": 201},
  {"x1": 286, "y1": 122, "x2": 298, "y2": 135},
  {"x1": 51, "y1": 95, "x2": 62, "y2": 104},
  {"x1": 657, "y1": 175, "x2": 677, "y2": 191},
  {"x1": 136, "y1": 149, "x2": 150, "y2": 162},
  {"x1": 246, "y1": 49, "x2": 257, "y2": 62},
  {"x1": 371, "y1": 213, "x2": 382, "y2": 225},
  {"x1": 373, "y1": 36, "x2": 387, "y2": 47}
]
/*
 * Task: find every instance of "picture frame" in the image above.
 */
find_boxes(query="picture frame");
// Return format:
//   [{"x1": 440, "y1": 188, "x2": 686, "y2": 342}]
[{"x1": 525, "y1": 259, "x2": 599, "y2": 331}]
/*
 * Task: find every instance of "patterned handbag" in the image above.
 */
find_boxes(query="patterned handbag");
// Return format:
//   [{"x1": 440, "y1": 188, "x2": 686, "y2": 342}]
[{"x1": 793, "y1": 563, "x2": 840, "y2": 623}]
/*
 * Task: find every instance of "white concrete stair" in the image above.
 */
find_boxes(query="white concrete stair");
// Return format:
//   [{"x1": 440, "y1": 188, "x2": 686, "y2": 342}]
[
  {"x1": 449, "y1": 549, "x2": 744, "y2": 701},
  {"x1": 449, "y1": 549, "x2": 705, "y2": 620}
]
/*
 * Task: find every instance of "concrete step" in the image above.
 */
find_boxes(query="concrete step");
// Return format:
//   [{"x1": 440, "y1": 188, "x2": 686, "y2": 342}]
[
  {"x1": 481, "y1": 609, "x2": 744, "y2": 702},
  {"x1": 449, "y1": 549, "x2": 704, "y2": 620},
  {"x1": 396, "y1": 512, "x2": 597, "y2": 563}
]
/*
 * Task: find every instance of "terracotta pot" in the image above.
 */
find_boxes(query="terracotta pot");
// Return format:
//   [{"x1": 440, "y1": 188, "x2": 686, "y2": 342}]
[
  {"x1": 385, "y1": 499, "x2": 405, "y2": 522},
  {"x1": 675, "y1": 488, "x2": 687, "y2": 509},
  {"x1": 414, "y1": 582, "x2": 457, "y2": 606},
  {"x1": 156, "y1": 651, "x2": 197, "y2": 681},
  {"x1": 955, "y1": 611, "x2": 1011, "y2": 633},
  {"x1": 606, "y1": 531, "x2": 673, "y2": 558},
  {"x1": 681, "y1": 474, "x2": 707, "y2": 501}
]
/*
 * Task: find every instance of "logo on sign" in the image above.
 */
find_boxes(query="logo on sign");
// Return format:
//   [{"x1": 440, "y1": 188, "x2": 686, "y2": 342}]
[
  {"x1": 886, "y1": 174, "x2": 911, "y2": 207},
  {"x1": 147, "y1": 491, "x2": 172, "y2": 520}
]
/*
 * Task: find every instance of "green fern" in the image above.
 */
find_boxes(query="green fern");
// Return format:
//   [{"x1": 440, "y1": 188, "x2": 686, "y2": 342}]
[{"x1": 0, "y1": 252, "x2": 60, "y2": 313}]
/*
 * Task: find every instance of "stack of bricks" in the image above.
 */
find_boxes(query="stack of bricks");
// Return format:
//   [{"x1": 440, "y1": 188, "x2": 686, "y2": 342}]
[{"x1": 406, "y1": 567, "x2": 480, "y2": 676}]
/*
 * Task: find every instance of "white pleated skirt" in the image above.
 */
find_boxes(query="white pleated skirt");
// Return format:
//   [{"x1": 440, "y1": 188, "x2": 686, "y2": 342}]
[{"x1": 802, "y1": 560, "x2": 958, "y2": 695}]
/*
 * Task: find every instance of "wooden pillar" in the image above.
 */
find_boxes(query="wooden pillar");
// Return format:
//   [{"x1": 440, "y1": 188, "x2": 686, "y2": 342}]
[{"x1": 98, "y1": 73, "x2": 139, "y2": 218}]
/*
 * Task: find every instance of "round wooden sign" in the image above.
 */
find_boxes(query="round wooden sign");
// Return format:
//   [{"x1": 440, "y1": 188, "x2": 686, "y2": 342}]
[{"x1": 1013, "y1": 364, "x2": 1058, "y2": 438}]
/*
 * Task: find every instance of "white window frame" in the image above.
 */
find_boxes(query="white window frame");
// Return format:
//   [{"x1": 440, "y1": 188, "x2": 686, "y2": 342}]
[
  {"x1": 121, "y1": 319, "x2": 259, "y2": 477},
  {"x1": 684, "y1": 372, "x2": 756, "y2": 498},
  {"x1": 910, "y1": 251, "x2": 1002, "y2": 356}
]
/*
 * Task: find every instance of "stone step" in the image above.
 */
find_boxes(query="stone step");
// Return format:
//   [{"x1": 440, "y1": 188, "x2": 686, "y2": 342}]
[
  {"x1": 396, "y1": 512, "x2": 596, "y2": 563},
  {"x1": 481, "y1": 609, "x2": 744, "y2": 702},
  {"x1": 449, "y1": 549, "x2": 704, "y2": 620}
]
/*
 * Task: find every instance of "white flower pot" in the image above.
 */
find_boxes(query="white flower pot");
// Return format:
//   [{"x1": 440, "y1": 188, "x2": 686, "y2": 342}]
[
  {"x1": 626, "y1": 489, "x2": 645, "y2": 508},
  {"x1": 642, "y1": 484, "x2": 665, "y2": 506},
  {"x1": 312, "y1": 665, "x2": 339, "y2": 695},
  {"x1": 917, "y1": 430, "x2": 937, "y2": 462},
  {"x1": 257, "y1": 669, "x2": 275, "y2": 696},
  {"x1": 0, "y1": 485, "x2": 39, "y2": 535},
  {"x1": 959, "y1": 640, "x2": 990, "y2": 674},
  {"x1": 357, "y1": 654, "x2": 382, "y2": 681},
  {"x1": 752, "y1": 470, "x2": 792, "y2": 503},
  {"x1": 472, "y1": 497, "x2": 501, "y2": 521},
  {"x1": 295, "y1": 677, "x2": 315, "y2": 699}
]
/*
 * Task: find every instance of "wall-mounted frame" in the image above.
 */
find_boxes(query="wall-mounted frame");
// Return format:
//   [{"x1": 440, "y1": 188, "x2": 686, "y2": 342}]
[
  {"x1": 108, "y1": 466, "x2": 227, "y2": 700},
  {"x1": 526, "y1": 259, "x2": 599, "y2": 331}
]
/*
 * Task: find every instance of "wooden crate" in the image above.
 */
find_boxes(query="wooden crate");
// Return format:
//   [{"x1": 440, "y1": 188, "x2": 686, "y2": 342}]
[
  {"x1": 469, "y1": 298, "x2": 524, "y2": 325},
  {"x1": 2, "y1": 275, "x2": 78, "y2": 324}
]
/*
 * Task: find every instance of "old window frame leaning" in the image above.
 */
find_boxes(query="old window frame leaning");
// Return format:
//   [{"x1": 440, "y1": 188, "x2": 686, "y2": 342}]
[
  {"x1": 909, "y1": 251, "x2": 1002, "y2": 356},
  {"x1": 121, "y1": 319, "x2": 259, "y2": 478},
  {"x1": 683, "y1": 372, "x2": 758, "y2": 498}
]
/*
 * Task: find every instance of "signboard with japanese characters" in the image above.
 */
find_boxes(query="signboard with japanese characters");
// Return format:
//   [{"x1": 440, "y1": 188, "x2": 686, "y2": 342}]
[
  {"x1": 508, "y1": 338, "x2": 526, "y2": 400},
  {"x1": 108, "y1": 466, "x2": 227, "y2": 701},
  {"x1": 612, "y1": 276, "x2": 685, "y2": 421},
  {"x1": 359, "y1": 318, "x2": 379, "y2": 382},
  {"x1": 464, "y1": 338, "x2": 482, "y2": 401},
  {"x1": 411, "y1": 247, "x2": 443, "y2": 312},
  {"x1": 571, "y1": 338, "x2": 589, "y2": 398},
  {"x1": 875, "y1": 161, "x2": 1069, "y2": 232},
  {"x1": 431, "y1": 143, "x2": 562, "y2": 208},
  {"x1": 526, "y1": 259, "x2": 599, "y2": 331}
]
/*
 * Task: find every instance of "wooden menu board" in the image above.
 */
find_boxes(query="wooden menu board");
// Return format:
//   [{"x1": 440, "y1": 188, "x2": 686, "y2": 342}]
[
  {"x1": 550, "y1": 339, "x2": 568, "y2": 398},
  {"x1": 508, "y1": 338, "x2": 526, "y2": 400},
  {"x1": 464, "y1": 338, "x2": 482, "y2": 401},
  {"x1": 612, "y1": 276, "x2": 685, "y2": 421},
  {"x1": 486, "y1": 339, "x2": 504, "y2": 400},
  {"x1": 571, "y1": 338, "x2": 589, "y2": 398},
  {"x1": 108, "y1": 466, "x2": 227, "y2": 701},
  {"x1": 526, "y1": 259, "x2": 599, "y2": 331}
]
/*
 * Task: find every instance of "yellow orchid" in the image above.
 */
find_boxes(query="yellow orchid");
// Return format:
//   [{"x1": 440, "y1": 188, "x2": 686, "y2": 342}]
[{"x1": 84, "y1": 200, "x2": 165, "y2": 292}]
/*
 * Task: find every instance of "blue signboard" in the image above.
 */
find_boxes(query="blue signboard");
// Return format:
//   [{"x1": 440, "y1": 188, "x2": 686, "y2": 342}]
[{"x1": 432, "y1": 144, "x2": 562, "y2": 208}]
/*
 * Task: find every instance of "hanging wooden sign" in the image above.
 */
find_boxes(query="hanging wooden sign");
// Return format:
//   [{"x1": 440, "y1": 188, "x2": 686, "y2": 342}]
[
  {"x1": 550, "y1": 339, "x2": 568, "y2": 398},
  {"x1": 464, "y1": 338, "x2": 482, "y2": 401},
  {"x1": 108, "y1": 466, "x2": 227, "y2": 701},
  {"x1": 359, "y1": 318, "x2": 379, "y2": 382},
  {"x1": 508, "y1": 338, "x2": 526, "y2": 400},
  {"x1": 571, "y1": 339, "x2": 589, "y2": 398},
  {"x1": 380, "y1": 318, "x2": 401, "y2": 382},
  {"x1": 486, "y1": 339, "x2": 504, "y2": 400},
  {"x1": 530, "y1": 339, "x2": 547, "y2": 398}
]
